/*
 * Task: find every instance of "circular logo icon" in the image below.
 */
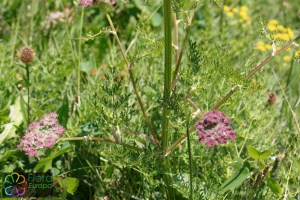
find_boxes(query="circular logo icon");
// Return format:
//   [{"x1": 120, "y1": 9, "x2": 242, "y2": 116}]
[{"x1": 3, "y1": 172, "x2": 28, "y2": 197}]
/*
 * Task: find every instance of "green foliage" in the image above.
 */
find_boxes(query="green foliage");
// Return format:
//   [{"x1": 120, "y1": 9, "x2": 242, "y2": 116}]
[
  {"x1": 0, "y1": 0, "x2": 299, "y2": 199},
  {"x1": 220, "y1": 165, "x2": 250, "y2": 194}
]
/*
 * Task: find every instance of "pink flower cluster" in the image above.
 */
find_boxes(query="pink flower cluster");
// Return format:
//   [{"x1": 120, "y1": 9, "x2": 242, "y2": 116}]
[
  {"x1": 195, "y1": 110, "x2": 236, "y2": 147},
  {"x1": 18, "y1": 112, "x2": 65, "y2": 157},
  {"x1": 79, "y1": 0, "x2": 117, "y2": 7}
]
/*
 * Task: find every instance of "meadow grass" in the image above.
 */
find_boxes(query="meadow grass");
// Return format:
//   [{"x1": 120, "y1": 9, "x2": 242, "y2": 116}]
[{"x1": 0, "y1": 0, "x2": 299, "y2": 199}]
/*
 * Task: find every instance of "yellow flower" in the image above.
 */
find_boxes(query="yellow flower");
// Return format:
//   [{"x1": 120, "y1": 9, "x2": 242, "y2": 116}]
[
  {"x1": 287, "y1": 28, "x2": 294, "y2": 38},
  {"x1": 274, "y1": 33, "x2": 290, "y2": 40},
  {"x1": 256, "y1": 41, "x2": 267, "y2": 51},
  {"x1": 267, "y1": 23, "x2": 277, "y2": 31},
  {"x1": 277, "y1": 25, "x2": 286, "y2": 32},
  {"x1": 269, "y1": 19, "x2": 279, "y2": 25},
  {"x1": 232, "y1": 8, "x2": 239, "y2": 13},
  {"x1": 283, "y1": 55, "x2": 291, "y2": 62},
  {"x1": 295, "y1": 51, "x2": 300, "y2": 58},
  {"x1": 223, "y1": 5, "x2": 229, "y2": 11},
  {"x1": 239, "y1": 10, "x2": 250, "y2": 22},
  {"x1": 227, "y1": 11, "x2": 234, "y2": 17},
  {"x1": 265, "y1": 44, "x2": 272, "y2": 50},
  {"x1": 240, "y1": 6, "x2": 248, "y2": 12}
]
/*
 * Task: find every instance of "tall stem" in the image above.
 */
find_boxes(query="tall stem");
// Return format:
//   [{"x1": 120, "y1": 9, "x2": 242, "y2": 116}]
[
  {"x1": 186, "y1": 113, "x2": 193, "y2": 199},
  {"x1": 77, "y1": 9, "x2": 84, "y2": 107},
  {"x1": 25, "y1": 64, "x2": 30, "y2": 124},
  {"x1": 105, "y1": 14, "x2": 159, "y2": 145},
  {"x1": 162, "y1": 0, "x2": 172, "y2": 153},
  {"x1": 162, "y1": 0, "x2": 173, "y2": 198}
]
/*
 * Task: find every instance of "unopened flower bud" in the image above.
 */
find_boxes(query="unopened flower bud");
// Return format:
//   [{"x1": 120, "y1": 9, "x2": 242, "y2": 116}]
[
  {"x1": 267, "y1": 92, "x2": 277, "y2": 105},
  {"x1": 17, "y1": 47, "x2": 35, "y2": 64}
]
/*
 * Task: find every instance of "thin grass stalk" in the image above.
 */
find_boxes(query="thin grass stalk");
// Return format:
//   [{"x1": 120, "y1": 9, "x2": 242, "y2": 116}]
[
  {"x1": 186, "y1": 113, "x2": 193, "y2": 199},
  {"x1": 170, "y1": 10, "x2": 196, "y2": 92},
  {"x1": 77, "y1": 9, "x2": 84, "y2": 107},
  {"x1": 25, "y1": 64, "x2": 30, "y2": 124}
]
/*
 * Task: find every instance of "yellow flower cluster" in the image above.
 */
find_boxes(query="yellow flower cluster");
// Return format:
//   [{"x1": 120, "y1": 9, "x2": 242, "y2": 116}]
[
  {"x1": 223, "y1": 5, "x2": 251, "y2": 23},
  {"x1": 256, "y1": 41, "x2": 272, "y2": 51},
  {"x1": 267, "y1": 19, "x2": 294, "y2": 40},
  {"x1": 255, "y1": 19, "x2": 298, "y2": 63}
]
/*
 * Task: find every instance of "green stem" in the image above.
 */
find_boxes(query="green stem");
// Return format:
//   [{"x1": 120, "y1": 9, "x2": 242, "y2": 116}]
[
  {"x1": 77, "y1": 9, "x2": 84, "y2": 107},
  {"x1": 170, "y1": 10, "x2": 195, "y2": 92},
  {"x1": 162, "y1": 0, "x2": 173, "y2": 198},
  {"x1": 186, "y1": 113, "x2": 193, "y2": 199},
  {"x1": 219, "y1": 0, "x2": 227, "y2": 35},
  {"x1": 162, "y1": 0, "x2": 172, "y2": 153},
  {"x1": 25, "y1": 64, "x2": 30, "y2": 124}
]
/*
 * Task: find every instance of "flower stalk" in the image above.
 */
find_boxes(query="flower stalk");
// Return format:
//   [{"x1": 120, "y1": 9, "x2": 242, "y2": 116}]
[
  {"x1": 25, "y1": 64, "x2": 30, "y2": 124},
  {"x1": 162, "y1": 0, "x2": 174, "y2": 198},
  {"x1": 162, "y1": 0, "x2": 172, "y2": 153},
  {"x1": 186, "y1": 111, "x2": 193, "y2": 199},
  {"x1": 17, "y1": 46, "x2": 35, "y2": 124}
]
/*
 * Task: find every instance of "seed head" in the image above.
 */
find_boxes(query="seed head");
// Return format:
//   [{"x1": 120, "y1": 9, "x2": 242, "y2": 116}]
[
  {"x1": 195, "y1": 110, "x2": 236, "y2": 147},
  {"x1": 17, "y1": 47, "x2": 35, "y2": 64},
  {"x1": 267, "y1": 92, "x2": 277, "y2": 105}
]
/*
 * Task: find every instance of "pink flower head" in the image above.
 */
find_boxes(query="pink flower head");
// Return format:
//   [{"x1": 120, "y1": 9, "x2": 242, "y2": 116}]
[
  {"x1": 18, "y1": 112, "x2": 65, "y2": 157},
  {"x1": 195, "y1": 110, "x2": 236, "y2": 147},
  {"x1": 79, "y1": 0, "x2": 99, "y2": 7},
  {"x1": 79, "y1": 0, "x2": 117, "y2": 8}
]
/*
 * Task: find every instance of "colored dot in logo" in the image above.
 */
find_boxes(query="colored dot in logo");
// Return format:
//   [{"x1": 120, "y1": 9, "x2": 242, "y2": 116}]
[{"x1": 3, "y1": 172, "x2": 28, "y2": 197}]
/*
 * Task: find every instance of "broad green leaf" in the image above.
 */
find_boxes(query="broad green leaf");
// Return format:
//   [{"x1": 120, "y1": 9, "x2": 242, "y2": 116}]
[
  {"x1": 63, "y1": 177, "x2": 79, "y2": 195},
  {"x1": 57, "y1": 95, "x2": 69, "y2": 127},
  {"x1": 267, "y1": 177, "x2": 282, "y2": 196},
  {"x1": 34, "y1": 144, "x2": 72, "y2": 172},
  {"x1": 259, "y1": 149, "x2": 273, "y2": 160},
  {"x1": 247, "y1": 146, "x2": 260, "y2": 160},
  {"x1": 0, "y1": 97, "x2": 24, "y2": 144},
  {"x1": 19, "y1": 95, "x2": 28, "y2": 123},
  {"x1": 220, "y1": 166, "x2": 250, "y2": 193},
  {"x1": 229, "y1": 157, "x2": 244, "y2": 171}
]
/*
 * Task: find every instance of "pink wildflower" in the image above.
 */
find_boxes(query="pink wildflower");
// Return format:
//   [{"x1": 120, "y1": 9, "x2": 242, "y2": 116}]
[
  {"x1": 195, "y1": 110, "x2": 236, "y2": 147},
  {"x1": 18, "y1": 112, "x2": 65, "y2": 157},
  {"x1": 79, "y1": 0, "x2": 99, "y2": 7},
  {"x1": 78, "y1": 0, "x2": 117, "y2": 8}
]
